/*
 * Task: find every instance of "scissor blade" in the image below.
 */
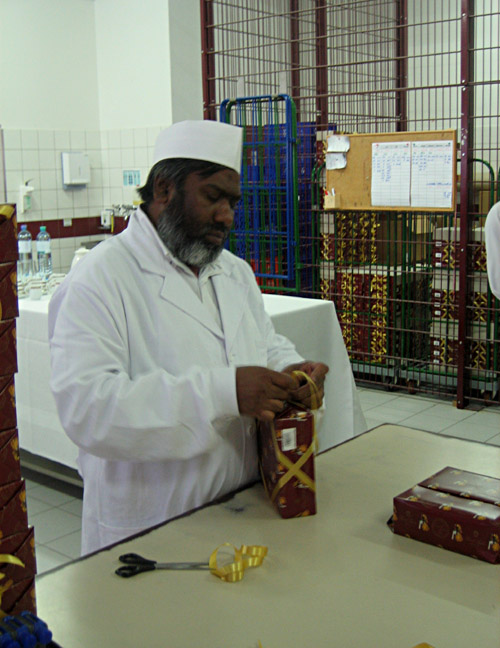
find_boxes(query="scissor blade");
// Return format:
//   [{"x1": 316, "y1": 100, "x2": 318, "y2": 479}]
[{"x1": 155, "y1": 562, "x2": 210, "y2": 570}]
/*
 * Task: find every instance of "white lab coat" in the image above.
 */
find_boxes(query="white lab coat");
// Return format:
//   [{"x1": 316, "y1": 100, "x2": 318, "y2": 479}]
[
  {"x1": 485, "y1": 202, "x2": 500, "y2": 300},
  {"x1": 48, "y1": 208, "x2": 304, "y2": 554}
]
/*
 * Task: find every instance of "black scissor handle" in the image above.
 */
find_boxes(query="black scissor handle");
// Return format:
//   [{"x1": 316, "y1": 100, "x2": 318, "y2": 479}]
[
  {"x1": 118, "y1": 553, "x2": 156, "y2": 566},
  {"x1": 115, "y1": 563, "x2": 156, "y2": 578}
]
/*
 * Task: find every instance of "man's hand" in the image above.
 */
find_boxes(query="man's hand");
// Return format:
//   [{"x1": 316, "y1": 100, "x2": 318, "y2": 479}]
[
  {"x1": 236, "y1": 366, "x2": 297, "y2": 422},
  {"x1": 282, "y1": 361, "x2": 329, "y2": 409}
]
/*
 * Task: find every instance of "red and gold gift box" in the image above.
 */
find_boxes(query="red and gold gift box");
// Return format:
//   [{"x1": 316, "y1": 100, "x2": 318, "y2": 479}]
[
  {"x1": 0, "y1": 527, "x2": 36, "y2": 582},
  {"x1": 0, "y1": 480, "x2": 28, "y2": 539},
  {"x1": 0, "y1": 375, "x2": 17, "y2": 432},
  {"x1": 0, "y1": 205, "x2": 18, "y2": 264},
  {"x1": 432, "y1": 225, "x2": 486, "y2": 271},
  {"x1": 0, "y1": 577, "x2": 36, "y2": 616},
  {"x1": 0, "y1": 262, "x2": 18, "y2": 322},
  {"x1": 430, "y1": 321, "x2": 494, "y2": 370},
  {"x1": 431, "y1": 270, "x2": 488, "y2": 322},
  {"x1": 0, "y1": 319, "x2": 17, "y2": 378},
  {"x1": 258, "y1": 407, "x2": 316, "y2": 519},
  {"x1": 0, "y1": 428, "x2": 21, "y2": 487},
  {"x1": 390, "y1": 466, "x2": 500, "y2": 564}
]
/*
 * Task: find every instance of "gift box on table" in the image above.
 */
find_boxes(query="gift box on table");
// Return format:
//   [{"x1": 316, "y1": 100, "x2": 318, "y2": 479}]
[
  {"x1": 0, "y1": 205, "x2": 18, "y2": 263},
  {"x1": 0, "y1": 577, "x2": 36, "y2": 617},
  {"x1": 0, "y1": 320, "x2": 17, "y2": 378},
  {"x1": 0, "y1": 527, "x2": 36, "y2": 583},
  {"x1": 0, "y1": 428, "x2": 21, "y2": 487},
  {"x1": 258, "y1": 406, "x2": 316, "y2": 518},
  {"x1": 0, "y1": 480, "x2": 28, "y2": 538},
  {"x1": 0, "y1": 375, "x2": 17, "y2": 432},
  {"x1": 0, "y1": 262, "x2": 18, "y2": 323},
  {"x1": 390, "y1": 466, "x2": 500, "y2": 563}
]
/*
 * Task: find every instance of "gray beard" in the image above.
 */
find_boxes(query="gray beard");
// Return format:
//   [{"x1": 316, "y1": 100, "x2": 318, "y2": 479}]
[{"x1": 155, "y1": 197, "x2": 227, "y2": 268}]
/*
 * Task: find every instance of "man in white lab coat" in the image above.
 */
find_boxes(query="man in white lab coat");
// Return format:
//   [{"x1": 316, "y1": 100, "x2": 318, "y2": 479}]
[
  {"x1": 48, "y1": 120, "x2": 328, "y2": 554},
  {"x1": 485, "y1": 201, "x2": 500, "y2": 300}
]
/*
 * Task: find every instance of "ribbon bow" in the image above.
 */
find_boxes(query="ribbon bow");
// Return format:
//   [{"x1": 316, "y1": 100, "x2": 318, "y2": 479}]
[
  {"x1": 0, "y1": 554, "x2": 25, "y2": 619},
  {"x1": 209, "y1": 543, "x2": 268, "y2": 583}
]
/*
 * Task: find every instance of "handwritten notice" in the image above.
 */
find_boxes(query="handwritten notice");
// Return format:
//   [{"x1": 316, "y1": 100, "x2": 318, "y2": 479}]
[
  {"x1": 371, "y1": 141, "x2": 411, "y2": 206},
  {"x1": 410, "y1": 140, "x2": 454, "y2": 208}
]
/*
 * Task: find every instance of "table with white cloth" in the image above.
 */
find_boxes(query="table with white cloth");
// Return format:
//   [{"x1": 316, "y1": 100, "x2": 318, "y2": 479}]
[
  {"x1": 35, "y1": 424, "x2": 500, "y2": 648},
  {"x1": 14, "y1": 292, "x2": 366, "y2": 470}
]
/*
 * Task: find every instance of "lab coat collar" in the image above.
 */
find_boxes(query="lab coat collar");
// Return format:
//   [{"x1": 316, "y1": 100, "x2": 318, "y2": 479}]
[{"x1": 122, "y1": 207, "x2": 249, "y2": 349}]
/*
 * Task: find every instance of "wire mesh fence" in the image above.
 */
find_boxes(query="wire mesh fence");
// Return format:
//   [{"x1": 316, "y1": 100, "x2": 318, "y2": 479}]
[{"x1": 201, "y1": 0, "x2": 500, "y2": 407}]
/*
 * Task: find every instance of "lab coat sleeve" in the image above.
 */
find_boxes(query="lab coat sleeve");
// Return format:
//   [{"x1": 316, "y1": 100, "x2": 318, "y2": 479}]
[
  {"x1": 485, "y1": 202, "x2": 500, "y2": 300},
  {"x1": 48, "y1": 280, "x2": 240, "y2": 463}
]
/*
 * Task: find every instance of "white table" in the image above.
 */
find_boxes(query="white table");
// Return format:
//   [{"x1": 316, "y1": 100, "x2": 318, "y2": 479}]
[
  {"x1": 15, "y1": 293, "x2": 366, "y2": 470},
  {"x1": 36, "y1": 424, "x2": 500, "y2": 648}
]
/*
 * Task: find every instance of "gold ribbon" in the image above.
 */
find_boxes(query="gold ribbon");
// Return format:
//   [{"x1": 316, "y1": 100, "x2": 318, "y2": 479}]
[
  {"x1": 209, "y1": 543, "x2": 268, "y2": 583},
  {"x1": 0, "y1": 554, "x2": 25, "y2": 618}
]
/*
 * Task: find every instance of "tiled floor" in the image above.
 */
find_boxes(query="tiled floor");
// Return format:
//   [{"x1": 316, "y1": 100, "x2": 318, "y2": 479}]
[{"x1": 23, "y1": 385, "x2": 500, "y2": 576}]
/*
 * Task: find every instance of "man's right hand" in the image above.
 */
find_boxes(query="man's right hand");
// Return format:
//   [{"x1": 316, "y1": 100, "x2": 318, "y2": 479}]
[{"x1": 236, "y1": 366, "x2": 298, "y2": 422}]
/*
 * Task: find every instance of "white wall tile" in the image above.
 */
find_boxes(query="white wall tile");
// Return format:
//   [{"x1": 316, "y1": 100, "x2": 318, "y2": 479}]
[
  {"x1": 21, "y1": 130, "x2": 39, "y2": 149},
  {"x1": 55, "y1": 131, "x2": 71, "y2": 149},
  {"x1": 5, "y1": 150, "x2": 23, "y2": 170},
  {"x1": 4, "y1": 130, "x2": 22, "y2": 150},
  {"x1": 38, "y1": 131, "x2": 55, "y2": 150}
]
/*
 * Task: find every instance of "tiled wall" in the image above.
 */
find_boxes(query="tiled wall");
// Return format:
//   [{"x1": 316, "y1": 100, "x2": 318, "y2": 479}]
[{"x1": 3, "y1": 125, "x2": 164, "y2": 273}]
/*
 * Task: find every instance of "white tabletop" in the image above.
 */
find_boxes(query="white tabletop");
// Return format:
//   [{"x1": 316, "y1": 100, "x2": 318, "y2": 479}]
[
  {"x1": 15, "y1": 293, "x2": 366, "y2": 467},
  {"x1": 35, "y1": 424, "x2": 500, "y2": 648}
]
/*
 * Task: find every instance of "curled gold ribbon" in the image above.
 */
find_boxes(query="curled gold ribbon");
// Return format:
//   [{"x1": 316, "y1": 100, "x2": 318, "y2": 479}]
[
  {"x1": 0, "y1": 554, "x2": 25, "y2": 618},
  {"x1": 209, "y1": 543, "x2": 268, "y2": 583}
]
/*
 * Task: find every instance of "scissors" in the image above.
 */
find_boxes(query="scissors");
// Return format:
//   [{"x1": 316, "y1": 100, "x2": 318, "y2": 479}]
[{"x1": 115, "y1": 552, "x2": 210, "y2": 578}]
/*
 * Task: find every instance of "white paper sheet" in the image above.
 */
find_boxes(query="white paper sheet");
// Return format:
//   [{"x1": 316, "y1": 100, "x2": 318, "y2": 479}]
[
  {"x1": 410, "y1": 140, "x2": 454, "y2": 208},
  {"x1": 326, "y1": 152, "x2": 347, "y2": 170},
  {"x1": 327, "y1": 135, "x2": 350, "y2": 153},
  {"x1": 371, "y1": 141, "x2": 411, "y2": 206}
]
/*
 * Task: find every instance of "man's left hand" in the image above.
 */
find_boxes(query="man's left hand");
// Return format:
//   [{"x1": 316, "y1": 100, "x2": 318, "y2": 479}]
[{"x1": 282, "y1": 361, "x2": 329, "y2": 409}]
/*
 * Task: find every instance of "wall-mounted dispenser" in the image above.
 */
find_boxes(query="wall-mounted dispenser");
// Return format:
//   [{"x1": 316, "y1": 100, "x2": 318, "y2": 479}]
[
  {"x1": 61, "y1": 152, "x2": 90, "y2": 188},
  {"x1": 18, "y1": 180, "x2": 34, "y2": 214}
]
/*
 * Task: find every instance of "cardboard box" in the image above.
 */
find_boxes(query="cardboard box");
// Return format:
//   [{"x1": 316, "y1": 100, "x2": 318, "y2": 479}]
[
  {"x1": 0, "y1": 262, "x2": 18, "y2": 322},
  {"x1": 0, "y1": 319, "x2": 17, "y2": 377},
  {"x1": 0, "y1": 480, "x2": 28, "y2": 538},
  {"x1": 258, "y1": 407, "x2": 316, "y2": 518},
  {"x1": 0, "y1": 205, "x2": 18, "y2": 263},
  {"x1": 0, "y1": 526, "x2": 36, "y2": 582},
  {"x1": 390, "y1": 466, "x2": 500, "y2": 563},
  {"x1": 0, "y1": 428, "x2": 21, "y2": 486},
  {"x1": 0, "y1": 375, "x2": 17, "y2": 432}
]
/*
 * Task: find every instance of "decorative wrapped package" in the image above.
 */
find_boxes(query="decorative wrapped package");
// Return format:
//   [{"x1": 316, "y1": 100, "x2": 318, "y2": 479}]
[
  {"x1": 0, "y1": 205, "x2": 18, "y2": 263},
  {"x1": 257, "y1": 371, "x2": 318, "y2": 519},
  {"x1": 0, "y1": 527, "x2": 36, "y2": 584},
  {"x1": 0, "y1": 262, "x2": 18, "y2": 323},
  {"x1": 0, "y1": 428, "x2": 21, "y2": 487},
  {"x1": 0, "y1": 481, "x2": 28, "y2": 539},
  {"x1": 0, "y1": 376, "x2": 17, "y2": 432},
  {"x1": 0, "y1": 320, "x2": 17, "y2": 378},
  {"x1": 389, "y1": 466, "x2": 500, "y2": 564}
]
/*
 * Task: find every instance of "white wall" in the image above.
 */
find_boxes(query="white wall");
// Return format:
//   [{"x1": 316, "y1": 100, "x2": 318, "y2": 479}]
[{"x1": 0, "y1": 0, "x2": 100, "y2": 130}]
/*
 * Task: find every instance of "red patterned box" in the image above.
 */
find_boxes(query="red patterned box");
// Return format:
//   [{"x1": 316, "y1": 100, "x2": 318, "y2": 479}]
[
  {"x1": 0, "y1": 526, "x2": 36, "y2": 582},
  {"x1": 258, "y1": 407, "x2": 316, "y2": 519},
  {"x1": 0, "y1": 577, "x2": 36, "y2": 616},
  {"x1": 0, "y1": 428, "x2": 21, "y2": 486},
  {"x1": 0, "y1": 205, "x2": 18, "y2": 263},
  {"x1": 431, "y1": 270, "x2": 488, "y2": 322},
  {"x1": 390, "y1": 466, "x2": 500, "y2": 564},
  {"x1": 0, "y1": 375, "x2": 17, "y2": 432},
  {"x1": 430, "y1": 321, "x2": 493, "y2": 370},
  {"x1": 432, "y1": 225, "x2": 485, "y2": 271},
  {"x1": 0, "y1": 262, "x2": 18, "y2": 322},
  {"x1": 0, "y1": 319, "x2": 17, "y2": 377},
  {"x1": 0, "y1": 480, "x2": 28, "y2": 538}
]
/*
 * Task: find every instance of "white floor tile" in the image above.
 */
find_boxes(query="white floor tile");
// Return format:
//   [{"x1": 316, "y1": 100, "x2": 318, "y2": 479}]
[
  {"x1": 35, "y1": 544, "x2": 73, "y2": 574},
  {"x1": 26, "y1": 493, "x2": 53, "y2": 520},
  {"x1": 360, "y1": 404, "x2": 412, "y2": 425},
  {"x1": 27, "y1": 484, "x2": 76, "y2": 507},
  {"x1": 29, "y1": 507, "x2": 82, "y2": 544},
  {"x1": 420, "y1": 403, "x2": 478, "y2": 423},
  {"x1": 485, "y1": 432, "x2": 500, "y2": 446},
  {"x1": 46, "y1": 529, "x2": 82, "y2": 560},
  {"x1": 59, "y1": 498, "x2": 83, "y2": 517},
  {"x1": 395, "y1": 412, "x2": 457, "y2": 433},
  {"x1": 432, "y1": 420, "x2": 499, "y2": 443}
]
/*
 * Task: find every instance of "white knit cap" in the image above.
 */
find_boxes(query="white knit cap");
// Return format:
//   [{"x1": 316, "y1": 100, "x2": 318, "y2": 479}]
[{"x1": 153, "y1": 120, "x2": 243, "y2": 173}]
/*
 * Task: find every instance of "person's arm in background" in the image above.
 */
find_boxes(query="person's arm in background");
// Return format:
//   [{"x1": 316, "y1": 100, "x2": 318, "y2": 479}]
[{"x1": 485, "y1": 202, "x2": 500, "y2": 300}]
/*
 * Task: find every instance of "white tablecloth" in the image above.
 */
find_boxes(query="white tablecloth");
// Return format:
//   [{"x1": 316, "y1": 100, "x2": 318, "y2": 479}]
[{"x1": 15, "y1": 293, "x2": 366, "y2": 470}]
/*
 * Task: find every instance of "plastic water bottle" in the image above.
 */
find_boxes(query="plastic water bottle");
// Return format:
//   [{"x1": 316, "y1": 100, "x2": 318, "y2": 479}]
[
  {"x1": 36, "y1": 225, "x2": 53, "y2": 280},
  {"x1": 17, "y1": 224, "x2": 33, "y2": 280}
]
